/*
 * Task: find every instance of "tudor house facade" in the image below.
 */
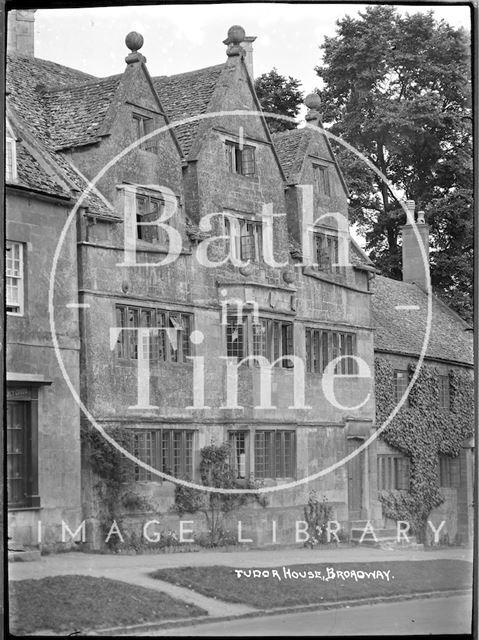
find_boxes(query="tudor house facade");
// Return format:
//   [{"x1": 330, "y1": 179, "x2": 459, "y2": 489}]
[{"x1": 6, "y1": 12, "x2": 472, "y2": 549}]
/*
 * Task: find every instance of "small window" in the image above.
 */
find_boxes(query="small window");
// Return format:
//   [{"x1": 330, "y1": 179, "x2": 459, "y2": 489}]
[
  {"x1": 305, "y1": 328, "x2": 357, "y2": 374},
  {"x1": 377, "y1": 454, "x2": 410, "y2": 490},
  {"x1": 133, "y1": 114, "x2": 157, "y2": 153},
  {"x1": 229, "y1": 431, "x2": 248, "y2": 479},
  {"x1": 224, "y1": 215, "x2": 263, "y2": 262},
  {"x1": 136, "y1": 195, "x2": 163, "y2": 243},
  {"x1": 254, "y1": 430, "x2": 296, "y2": 479},
  {"x1": 225, "y1": 141, "x2": 255, "y2": 176},
  {"x1": 314, "y1": 231, "x2": 341, "y2": 274},
  {"x1": 252, "y1": 318, "x2": 293, "y2": 368},
  {"x1": 6, "y1": 241, "x2": 24, "y2": 315},
  {"x1": 226, "y1": 314, "x2": 246, "y2": 359},
  {"x1": 394, "y1": 370, "x2": 409, "y2": 407},
  {"x1": 132, "y1": 429, "x2": 194, "y2": 481},
  {"x1": 314, "y1": 165, "x2": 331, "y2": 196},
  {"x1": 439, "y1": 455, "x2": 460, "y2": 488},
  {"x1": 438, "y1": 375, "x2": 450, "y2": 410},
  {"x1": 6, "y1": 136, "x2": 17, "y2": 182}
]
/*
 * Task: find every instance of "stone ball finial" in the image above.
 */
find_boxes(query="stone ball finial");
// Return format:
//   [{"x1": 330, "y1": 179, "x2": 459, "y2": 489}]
[
  {"x1": 227, "y1": 25, "x2": 246, "y2": 44},
  {"x1": 304, "y1": 93, "x2": 321, "y2": 111},
  {"x1": 125, "y1": 31, "x2": 144, "y2": 53}
]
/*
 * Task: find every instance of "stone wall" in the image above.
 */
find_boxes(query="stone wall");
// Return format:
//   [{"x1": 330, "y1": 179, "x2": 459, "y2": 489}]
[{"x1": 7, "y1": 191, "x2": 82, "y2": 550}]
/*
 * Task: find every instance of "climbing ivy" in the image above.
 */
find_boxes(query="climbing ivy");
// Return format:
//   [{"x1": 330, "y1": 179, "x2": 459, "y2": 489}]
[
  {"x1": 375, "y1": 358, "x2": 474, "y2": 543},
  {"x1": 81, "y1": 424, "x2": 149, "y2": 551}
]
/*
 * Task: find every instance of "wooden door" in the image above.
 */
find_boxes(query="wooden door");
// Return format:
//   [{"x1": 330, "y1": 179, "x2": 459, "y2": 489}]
[
  {"x1": 347, "y1": 438, "x2": 364, "y2": 520},
  {"x1": 7, "y1": 401, "x2": 29, "y2": 507}
]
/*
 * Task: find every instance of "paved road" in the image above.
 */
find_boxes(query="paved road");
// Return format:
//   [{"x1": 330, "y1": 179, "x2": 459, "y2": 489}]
[{"x1": 149, "y1": 595, "x2": 472, "y2": 636}]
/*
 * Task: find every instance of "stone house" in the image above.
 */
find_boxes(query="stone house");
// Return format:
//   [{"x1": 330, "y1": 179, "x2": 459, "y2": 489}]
[
  {"x1": 371, "y1": 207, "x2": 474, "y2": 544},
  {"x1": 6, "y1": 11, "x2": 472, "y2": 549}
]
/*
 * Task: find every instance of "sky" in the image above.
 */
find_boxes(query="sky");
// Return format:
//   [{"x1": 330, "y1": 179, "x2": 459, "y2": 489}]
[{"x1": 33, "y1": 3, "x2": 472, "y2": 94}]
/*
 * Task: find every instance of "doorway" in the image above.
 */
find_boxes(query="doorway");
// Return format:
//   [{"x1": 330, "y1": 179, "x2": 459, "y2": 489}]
[{"x1": 347, "y1": 437, "x2": 364, "y2": 520}]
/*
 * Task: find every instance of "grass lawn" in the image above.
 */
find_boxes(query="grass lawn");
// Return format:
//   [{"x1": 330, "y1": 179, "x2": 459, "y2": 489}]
[
  {"x1": 9, "y1": 574, "x2": 207, "y2": 635},
  {"x1": 151, "y1": 560, "x2": 472, "y2": 609}
]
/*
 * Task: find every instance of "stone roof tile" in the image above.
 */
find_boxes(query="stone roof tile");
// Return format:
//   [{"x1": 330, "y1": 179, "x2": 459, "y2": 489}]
[
  {"x1": 271, "y1": 128, "x2": 310, "y2": 182},
  {"x1": 153, "y1": 64, "x2": 224, "y2": 157},
  {"x1": 43, "y1": 75, "x2": 122, "y2": 149},
  {"x1": 371, "y1": 275, "x2": 473, "y2": 366},
  {"x1": 13, "y1": 142, "x2": 71, "y2": 198},
  {"x1": 7, "y1": 53, "x2": 115, "y2": 216}
]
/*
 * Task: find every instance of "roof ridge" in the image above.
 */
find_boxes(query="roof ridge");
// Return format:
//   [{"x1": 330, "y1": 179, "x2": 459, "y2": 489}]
[
  {"x1": 7, "y1": 51, "x2": 96, "y2": 79},
  {"x1": 42, "y1": 74, "x2": 122, "y2": 96},
  {"x1": 153, "y1": 63, "x2": 224, "y2": 82},
  {"x1": 272, "y1": 128, "x2": 305, "y2": 138}
]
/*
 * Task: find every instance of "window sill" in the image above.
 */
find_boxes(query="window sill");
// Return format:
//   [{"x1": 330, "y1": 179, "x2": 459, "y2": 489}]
[
  {"x1": 227, "y1": 171, "x2": 257, "y2": 181},
  {"x1": 8, "y1": 505, "x2": 42, "y2": 512},
  {"x1": 255, "y1": 477, "x2": 296, "y2": 483},
  {"x1": 115, "y1": 359, "x2": 193, "y2": 367}
]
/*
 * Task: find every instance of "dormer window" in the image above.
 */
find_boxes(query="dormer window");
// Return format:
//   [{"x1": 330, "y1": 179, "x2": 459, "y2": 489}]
[
  {"x1": 313, "y1": 164, "x2": 330, "y2": 197},
  {"x1": 6, "y1": 132, "x2": 17, "y2": 183},
  {"x1": 133, "y1": 114, "x2": 156, "y2": 153},
  {"x1": 225, "y1": 141, "x2": 255, "y2": 176}
]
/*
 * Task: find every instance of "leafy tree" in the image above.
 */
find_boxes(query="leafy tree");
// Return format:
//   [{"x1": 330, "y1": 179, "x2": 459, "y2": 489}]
[
  {"x1": 316, "y1": 6, "x2": 472, "y2": 319},
  {"x1": 174, "y1": 441, "x2": 267, "y2": 546},
  {"x1": 255, "y1": 67, "x2": 304, "y2": 132}
]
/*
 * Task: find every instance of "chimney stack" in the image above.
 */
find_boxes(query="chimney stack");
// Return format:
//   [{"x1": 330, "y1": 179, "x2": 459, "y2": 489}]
[
  {"x1": 7, "y1": 10, "x2": 37, "y2": 57},
  {"x1": 400, "y1": 200, "x2": 430, "y2": 291},
  {"x1": 223, "y1": 26, "x2": 256, "y2": 80},
  {"x1": 240, "y1": 36, "x2": 256, "y2": 80}
]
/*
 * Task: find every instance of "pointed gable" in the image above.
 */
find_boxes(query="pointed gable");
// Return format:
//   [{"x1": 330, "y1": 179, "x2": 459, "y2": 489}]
[{"x1": 273, "y1": 124, "x2": 349, "y2": 195}]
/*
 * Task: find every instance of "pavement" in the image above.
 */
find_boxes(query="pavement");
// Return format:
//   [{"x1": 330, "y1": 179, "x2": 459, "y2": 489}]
[
  {"x1": 8, "y1": 546, "x2": 473, "y2": 636},
  {"x1": 143, "y1": 595, "x2": 473, "y2": 636}
]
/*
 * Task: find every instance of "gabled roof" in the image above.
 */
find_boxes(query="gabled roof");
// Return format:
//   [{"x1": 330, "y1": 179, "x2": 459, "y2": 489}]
[
  {"x1": 350, "y1": 237, "x2": 375, "y2": 268},
  {"x1": 7, "y1": 107, "x2": 117, "y2": 218},
  {"x1": 6, "y1": 53, "x2": 95, "y2": 144},
  {"x1": 272, "y1": 123, "x2": 349, "y2": 195},
  {"x1": 272, "y1": 128, "x2": 311, "y2": 183},
  {"x1": 14, "y1": 141, "x2": 71, "y2": 199},
  {"x1": 371, "y1": 275, "x2": 473, "y2": 367},
  {"x1": 42, "y1": 75, "x2": 122, "y2": 150},
  {"x1": 152, "y1": 64, "x2": 224, "y2": 158},
  {"x1": 7, "y1": 53, "x2": 120, "y2": 217}
]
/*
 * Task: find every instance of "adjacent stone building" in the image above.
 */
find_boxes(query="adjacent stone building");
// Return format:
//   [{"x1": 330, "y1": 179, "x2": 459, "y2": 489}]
[
  {"x1": 6, "y1": 12, "x2": 473, "y2": 550},
  {"x1": 371, "y1": 207, "x2": 474, "y2": 544}
]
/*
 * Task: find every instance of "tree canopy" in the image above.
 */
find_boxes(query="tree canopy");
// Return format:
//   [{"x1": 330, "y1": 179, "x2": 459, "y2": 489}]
[
  {"x1": 254, "y1": 67, "x2": 304, "y2": 132},
  {"x1": 316, "y1": 6, "x2": 472, "y2": 320}
]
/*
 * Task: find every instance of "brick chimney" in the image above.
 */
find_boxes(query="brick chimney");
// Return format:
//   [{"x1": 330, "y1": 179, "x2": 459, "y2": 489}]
[
  {"x1": 400, "y1": 200, "x2": 430, "y2": 290},
  {"x1": 7, "y1": 9, "x2": 36, "y2": 56}
]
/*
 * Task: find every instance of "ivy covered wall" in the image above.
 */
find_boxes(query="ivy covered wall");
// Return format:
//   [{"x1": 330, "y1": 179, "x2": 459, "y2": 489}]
[{"x1": 375, "y1": 357, "x2": 474, "y2": 542}]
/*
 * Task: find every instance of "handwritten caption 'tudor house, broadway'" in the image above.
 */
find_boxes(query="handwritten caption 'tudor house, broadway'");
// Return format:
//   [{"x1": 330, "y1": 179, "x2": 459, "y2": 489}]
[{"x1": 234, "y1": 567, "x2": 393, "y2": 581}]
